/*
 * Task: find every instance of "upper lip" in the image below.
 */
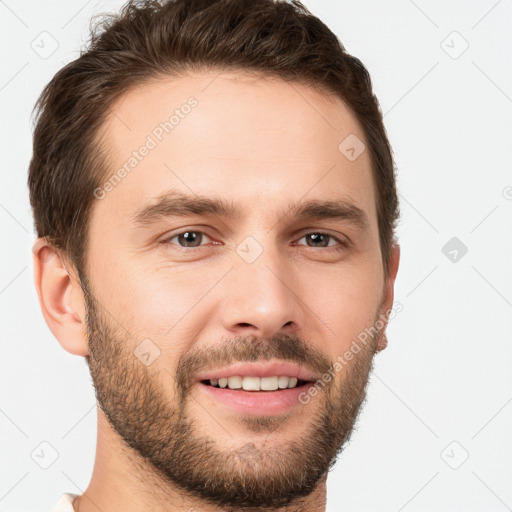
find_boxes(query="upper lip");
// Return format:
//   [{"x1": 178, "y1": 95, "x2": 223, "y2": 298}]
[{"x1": 195, "y1": 360, "x2": 319, "y2": 382}]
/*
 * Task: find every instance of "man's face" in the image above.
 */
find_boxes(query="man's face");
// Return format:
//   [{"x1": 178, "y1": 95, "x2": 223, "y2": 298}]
[{"x1": 82, "y1": 70, "x2": 395, "y2": 509}]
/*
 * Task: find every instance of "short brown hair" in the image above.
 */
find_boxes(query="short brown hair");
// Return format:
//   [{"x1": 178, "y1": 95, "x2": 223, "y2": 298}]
[{"x1": 28, "y1": 0, "x2": 399, "y2": 279}]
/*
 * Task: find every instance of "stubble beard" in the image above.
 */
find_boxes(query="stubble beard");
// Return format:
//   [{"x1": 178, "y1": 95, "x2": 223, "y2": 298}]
[{"x1": 82, "y1": 279, "x2": 380, "y2": 510}]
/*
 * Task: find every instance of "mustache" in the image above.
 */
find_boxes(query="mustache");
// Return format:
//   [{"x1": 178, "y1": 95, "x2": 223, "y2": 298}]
[{"x1": 175, "y1": 333, "x2": 333, "y2": 393}]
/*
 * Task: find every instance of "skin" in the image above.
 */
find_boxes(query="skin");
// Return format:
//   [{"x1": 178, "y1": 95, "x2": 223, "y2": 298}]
[{"x1": 33, "y1": 70, "x2": 400, "y2": 512}]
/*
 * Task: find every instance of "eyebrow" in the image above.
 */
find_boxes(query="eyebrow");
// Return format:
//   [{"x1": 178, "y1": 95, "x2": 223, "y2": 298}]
[{"x1": 132, "y1": 189, "x2": 370, "y2": 231}]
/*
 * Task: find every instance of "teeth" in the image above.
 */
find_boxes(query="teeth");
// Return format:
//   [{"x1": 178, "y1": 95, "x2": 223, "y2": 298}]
[
  {"x1": 242, "y1": 376, "x2": 260, "y2": 391},
  {"x1": 260, "y1": 376, "x2": 278, "y2": 390},
  {"x1": 207, "y1": 375, "x2": 302, "y2": 391},
  {"x1": 278, "y1": 375, "x2": 289, "y2": 389},
  {"x1": 288, "y1": 377, "x2": 298, "y2": 388},
  {"x1": 227, "y1": 376, "x2": 242, "y2": 389}
]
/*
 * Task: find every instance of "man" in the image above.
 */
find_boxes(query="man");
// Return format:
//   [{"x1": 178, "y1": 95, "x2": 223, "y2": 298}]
[{"x1": 29, "y1": 0, "x2": 400, "y2": 510}]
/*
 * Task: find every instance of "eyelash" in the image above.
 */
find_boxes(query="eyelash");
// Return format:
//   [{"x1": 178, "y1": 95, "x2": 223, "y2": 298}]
[{"x1": 161, "y1": 230, "x2": 349, "y2": 252}]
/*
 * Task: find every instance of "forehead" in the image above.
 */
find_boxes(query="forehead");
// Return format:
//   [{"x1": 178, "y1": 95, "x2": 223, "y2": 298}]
[{"x1": 93, "y1": 70, "x2": 377, "y2": 227}]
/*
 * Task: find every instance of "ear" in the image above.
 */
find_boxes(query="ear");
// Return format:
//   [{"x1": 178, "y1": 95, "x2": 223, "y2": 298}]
[
  {"x1": 376, "y1": 244, "x2": 400, "y2": 352},
  {"x1": 32, "y1": 238, "x2": 88, "y2": 356}
]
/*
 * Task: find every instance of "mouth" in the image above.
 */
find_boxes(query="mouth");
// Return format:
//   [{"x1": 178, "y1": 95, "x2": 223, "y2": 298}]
[
  {"x1": 200, "y1": 376, "x2": 311, "y2": 391},
  {"x1": 194, "y1": 361, "x2": 318, "y2": 416}
]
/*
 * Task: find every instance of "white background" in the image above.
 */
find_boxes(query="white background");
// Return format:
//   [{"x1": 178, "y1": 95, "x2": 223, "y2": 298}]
[{"x1": 1, "y1": 1, "x2": 511, "y2": 511}]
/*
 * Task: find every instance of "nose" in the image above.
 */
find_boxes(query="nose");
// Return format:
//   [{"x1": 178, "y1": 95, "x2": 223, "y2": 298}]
[{"x1": 218, "y1": 240, "x2": 302, "y2": 340}]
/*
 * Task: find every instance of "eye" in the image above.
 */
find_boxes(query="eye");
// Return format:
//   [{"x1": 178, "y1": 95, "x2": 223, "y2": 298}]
[
  {"x1": 163, "y1": 230, "x2": 213, "y2": 249},
  {"x1": 161, "y1": 230, "x2": 348, "y2": 252},
  {"x1": 295, "y1": 232, "x2": 348, "y2": 251}
]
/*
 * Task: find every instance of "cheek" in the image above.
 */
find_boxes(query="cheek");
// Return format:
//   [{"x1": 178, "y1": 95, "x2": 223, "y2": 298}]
[
  {"x1": 95, "y1": 259, "x2": 225, "y2": 341},
  {"x1": 298, "y1": 262, "x2": 383, "y2": 354}
]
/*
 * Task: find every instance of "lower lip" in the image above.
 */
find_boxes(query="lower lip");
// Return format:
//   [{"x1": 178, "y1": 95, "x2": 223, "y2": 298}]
[{"x1": 197, "y1": 382, "x2": 314, "y2": 416}]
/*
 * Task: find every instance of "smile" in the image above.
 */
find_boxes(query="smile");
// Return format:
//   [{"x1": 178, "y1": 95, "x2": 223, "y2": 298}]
[{"x1": 202, "y1": 375, "x2": 309, "y2": 391}]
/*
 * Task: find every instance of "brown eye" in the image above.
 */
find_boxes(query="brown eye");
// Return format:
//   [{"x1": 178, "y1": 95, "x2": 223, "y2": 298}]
[{"x1": 165, "y1": 230, "x2": 212, "y2": 248}]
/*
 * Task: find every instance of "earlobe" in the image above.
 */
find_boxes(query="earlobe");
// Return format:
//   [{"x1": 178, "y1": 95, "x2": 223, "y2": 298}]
[
  {"x1": 377, "y1": 244, "x2": 400, "y2": 352},
  {"x1": 32, "y1": 238, "x2": 89, "y2": 357},
  {"x1": 376, "y1": 332, "x2": 387, "y2": 352}
]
